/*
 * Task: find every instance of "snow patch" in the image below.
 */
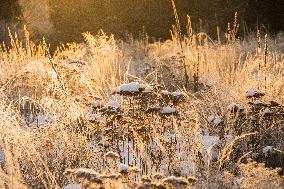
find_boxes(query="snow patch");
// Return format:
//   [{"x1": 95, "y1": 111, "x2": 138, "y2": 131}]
[
  {"x1": 106, "y1": 100, "x2": 120, "y2": 109},
  {"x1": 28, "y1": 112, "x2": 55, "y2": 128},
  {"x1": 161, "y1": 90, "x2": 170, "y2": 95},
  {"x1": 263, "y1": 108, "x2": 273, "y2": 116},
  {"x1": 119, "y1": 163, "x2": 129, "y2": 173},
  {"x1": 225, "y1": 134, "x2": 234, "y2": 142},
  {"x1": 200, "y1": 134, "x2": 220, "y2": 161},
  {"x1": 64, "y1": 184, "x2": 83, "y2": 189},
  {"x1": 88, "y1": 113, "x2": 102, "y2": 122},
  {"x1": 207, "y1": 115, "x2": 215, "y2": 123},
  {"x1": 246, "y1": 88, "x2": 265, "y2": 98},
  {"x1": 0, "y1": 148, "x2": 4, "y2": 161},
  {"x1": 227, "y1": 103, "x2": 244, "y2": 112},
  {"x1": 162, "y1": 90, "x2": 184, "y2": 98},
  {"x1": 112, "y1": 82, "x2": 146, "y2": 94},
  {"x1": 172, "y1": 91, "x2": 183, "y2": 97},
  {"x1": 208, "y1": 115, "x2": 223, "y2": 125},
  {"x1": 93, "y1": 100, "x2": 103, "y2": 108},
  {"x1": 160, "y1": 107, "x2": 177, "y2": 114},
  {"x1": 262, "y1": 146, "x2": 273, "y2": 156},
  {"x1": 254, "y1": 100, "x2": 263, "y2": 105},
  {"x1": 200, "y1": 135, "x2": 220, "y2": 149},
  {"x1": 213, "y1": 116, "x2": 222, "y2": 125},
  {"x1": 144, "y1": 85, "x2": 153, "y2": 92},
  {"x1": 247, "y1": 88, "x2": 256, "y2": 97}
]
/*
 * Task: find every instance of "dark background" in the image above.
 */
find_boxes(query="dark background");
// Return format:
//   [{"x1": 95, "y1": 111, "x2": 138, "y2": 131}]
[{"x1": 0, "y1": 0, "x2": 283, "y2": 46}]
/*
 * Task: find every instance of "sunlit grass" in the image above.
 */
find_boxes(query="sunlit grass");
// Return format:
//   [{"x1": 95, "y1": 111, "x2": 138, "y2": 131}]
[{"x1": 0, "y1": 10, "x2": 284, "y2": 188}]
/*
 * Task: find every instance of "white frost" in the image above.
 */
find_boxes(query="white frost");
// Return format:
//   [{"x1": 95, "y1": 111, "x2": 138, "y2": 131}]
[
  {"x1": 225, "y1": 134, "x2": 234, "y2": 142},
  {"x1": 246, "y1": 88, "x2": 264, "y2": 98},
  {"x1": 161, "y1": 90, "x2": 170, "y2": 95},
  {"x1": 160, "y1": 107, "x2": 177, "y2": 114},
  {"x1": 112, "y1": 82, "x2": 146, "y2": 93},
  {"x1": 88, "y1": 114, "x2": 102, "y2": 122},
  {"x1": 0, "y1": 148, "x2": 4, "y2": 161},
  {"x1": 162, "y1": 90, "x2": 183, "y2": 97},
  {"x1": 93, "y1": 100, "x2": 103, "y2": 108},
  {"x1": 172, "y1": 91, "x2": 183, "y2": 97},
  {"x1": 30, "y1": 112, "x2": 55, "y2": 128},
  {"x1": 227, "y1": 103, "x2": 244, "y2": 111},
  {"x1": 64, "y1": 184, "x2": 83, "y2": 189},
  {"x1": 208, "y1": 115, "x2": 222, "y2": 125},
  {"x1": 247, "y1": 88, "x2": 256, "y2": 97},
  {"x1": 119, "y1": 163, "x2": 129, "y2": 173},
  {"x1": 200, "y1": 135, "x2": 220, "y2": 150},
  {"x1": 207, "y1": 115, "x2": 215, "y2": 123},
  {"x1": 200, "y1": 134, "x2": 220, "y2": 161},
  {"x1": 213, "y1": 116, "x2": 222, "y2": 125},
  {"x1": 144, "y1": 85, "x2": 153, "y2": 92},
  {"x1": 254, "y1": 100, "x2": 263, "y2": 105},
  {"x1": 263, "y1": 108, "x2": 273, "y2": 115},
  {"x1": 262, "y1": 146, "x2": 273, "y2": 156},
  {"x1": 106, "y1": 100, "x2": 120, "y2": 108}
]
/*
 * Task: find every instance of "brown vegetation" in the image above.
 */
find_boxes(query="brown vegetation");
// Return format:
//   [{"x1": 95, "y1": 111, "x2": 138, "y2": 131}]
[{"x1": 0, "y1": 2, "x2": 283, "y2": 189}]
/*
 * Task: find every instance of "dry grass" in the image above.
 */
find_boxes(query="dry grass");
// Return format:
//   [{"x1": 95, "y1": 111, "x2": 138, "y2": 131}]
[{"x1": 0, "y1": 15, "x2": 284, "y2": 189}]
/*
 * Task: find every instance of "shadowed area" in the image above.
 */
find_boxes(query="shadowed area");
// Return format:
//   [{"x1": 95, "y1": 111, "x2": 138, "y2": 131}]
[{"x1": 0, "y1": 0, "x2": 283, "y2": 45}]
